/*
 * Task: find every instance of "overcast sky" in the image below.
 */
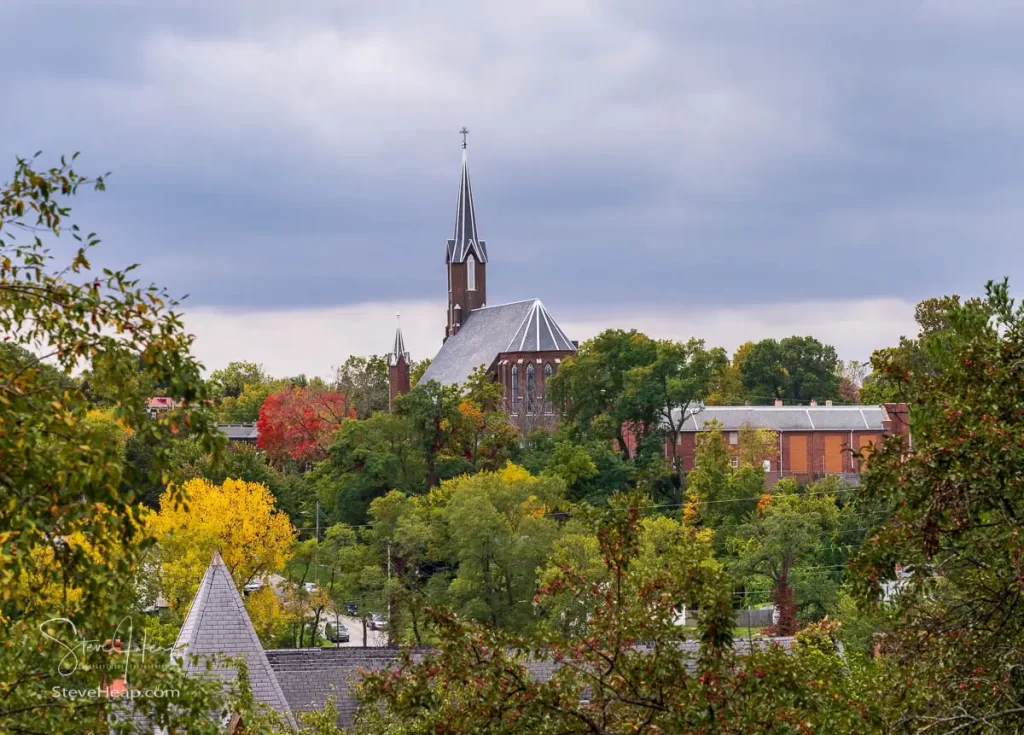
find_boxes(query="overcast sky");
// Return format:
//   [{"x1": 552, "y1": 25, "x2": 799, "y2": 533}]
[{"x1": 1, "y1": 1, "x2": 1017, "y2": 377}]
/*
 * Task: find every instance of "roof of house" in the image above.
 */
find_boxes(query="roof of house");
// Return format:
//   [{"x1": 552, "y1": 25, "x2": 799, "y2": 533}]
[
  {"x1": 217, "y1": 423, "x2": 260, "y2": 441},
  {"x1": 669, "y1": 404, "x2": 889, "y2": 433},
  {"x1": 174, "y1": 551, "x2": 296, "y2": 729},
  {"x1": 420, "y1": 299, "x2": 575, "y2": 387},
  {"x1": 446, "y1": 147, "x2": 488, "y2": 264},
  {"x1": 266, "y1": 638, "x2": 794, "y2": 729}
]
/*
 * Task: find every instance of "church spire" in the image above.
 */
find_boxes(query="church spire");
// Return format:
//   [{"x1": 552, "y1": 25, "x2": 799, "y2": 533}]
[
  {"x1": 447, "y1": 129, "x2": 488, "y2": 265},
  {"x1": 388, "y1": 312, "x2": 410, "y2": 366},
  {"x1": 445, "y1": 129, "x2": 488, "y2": 340},
  {"x1": 388, "y1": 312, "x2": 411, "y2": 411}
]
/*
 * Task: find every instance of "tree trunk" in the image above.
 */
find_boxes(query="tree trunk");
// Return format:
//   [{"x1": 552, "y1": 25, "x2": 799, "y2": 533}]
[
  {"x1": 773, "y1": 559, "x2": 798, "y2": 636},
  {"x1": 410, "y1": 604, "x2": 422, "y2": 645}
]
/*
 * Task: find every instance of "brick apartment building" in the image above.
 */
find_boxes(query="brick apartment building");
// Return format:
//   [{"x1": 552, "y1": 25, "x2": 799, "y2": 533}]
[{"x1": 654, "y1": 401, "x2": 910, "y2": 483}]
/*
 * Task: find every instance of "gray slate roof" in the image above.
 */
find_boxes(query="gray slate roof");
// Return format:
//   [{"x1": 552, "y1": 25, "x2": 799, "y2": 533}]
[
  {"x1": 266, "y1": 638, "x2": 795, "y2": 729},
  {"x1": 420, "y1": 299, "x2": 576, "y2": 387},
  {"x1": 669, "y1": 405, "x2": 888, "y2": 432},
  {"x1": 446, "y1": 148, "x2": 488, "y2": 264},
  {"x1": 174, "y1": 551, "x2": 296, "y2": 729},
  {"x1": 217, "y1": 423, "x2": 259, "y2": 441}
]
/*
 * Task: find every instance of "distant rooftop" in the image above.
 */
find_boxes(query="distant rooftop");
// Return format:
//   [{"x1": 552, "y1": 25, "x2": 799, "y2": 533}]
[
  {"x1": 670, "y1": 404, "x2": 889, "y2": 432},
  {"x1": 421, "y1": 299, "x2": 575, "y2": 387}
]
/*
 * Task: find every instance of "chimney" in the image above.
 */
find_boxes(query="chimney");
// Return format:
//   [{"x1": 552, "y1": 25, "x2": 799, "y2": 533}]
[
  {"x1": 809, "y1": 399, "x2": 817, "y2": 407},
  {"x1": 774, "y1": 399, "x2": 783, "y2": 407},
  {"x1": 825, "y1": 400, "x2": 833, "y2": 407}
]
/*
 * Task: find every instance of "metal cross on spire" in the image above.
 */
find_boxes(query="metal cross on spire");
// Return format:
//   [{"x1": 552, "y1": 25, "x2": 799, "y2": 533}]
[{"x1": 460, "y1": 126, "x2": 469, "y2": 149}]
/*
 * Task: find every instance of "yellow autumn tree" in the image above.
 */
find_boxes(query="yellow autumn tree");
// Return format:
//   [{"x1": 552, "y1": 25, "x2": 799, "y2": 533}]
[{"x1": 147, "y1": 477, "x2": 296, "y2": 613}]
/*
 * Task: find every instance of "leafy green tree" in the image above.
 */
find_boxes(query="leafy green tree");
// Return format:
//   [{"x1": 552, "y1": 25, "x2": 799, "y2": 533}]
[
  {"x1": 851, "y1": 279, "x2": 1024, "y2": 732},
  {"x1": 625, "y1": 338, "x2": 725, "y2": 482},
  {"x1": 410, "y1": 357, "x2": 431, "y2": 387},
  {"x1": 520, "y1": 429, "x2": 631, "y2": 505},
  {"x1": 317, "y1": 412, "x2": 427, "y2": 526},
  {"x1": 441, "y1": 465, "x2": 564, "y2": 631},
  {"x1": 859, "y1": 294, "x2": 966, "y2": 405},
  {"x1": 334, "y1": 354, "x2": 389, "y2": 418},
  {"x1": 548, "y1": 329, "x2": 660, "y2": 459},
  {"x1": 706, "y1": 341, "x2": 751, "y2": 405},
  {"x1": 209, "y1": 359, "x2": 268, "y2": 398},
  {"x1": 394, "y1": 379, "x2": 465, "y2": 487},
  {"x1": 1, "y1": 154, "x2": 228, "y2": 732},
  {"x1": 218, "y1": 379, "x2": 286, "y2": 423},
  {"x1": 355, "y1": 494, "x2": 894, "y2": 734},
  {"x1": 741, "y1": 336, "x2": 840, "y2": 403},
  {"x1": 727, "y1": 479, "x2": 840, "y2": 635}
]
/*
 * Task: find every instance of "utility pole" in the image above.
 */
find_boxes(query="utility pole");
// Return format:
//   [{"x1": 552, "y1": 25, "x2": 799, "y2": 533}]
[
  {"x1": 387, "y1": 540, "x2": 392, "y2": 645},
  {"x1": 314, "y1": 500, "x2": 320, "y2": 585}
]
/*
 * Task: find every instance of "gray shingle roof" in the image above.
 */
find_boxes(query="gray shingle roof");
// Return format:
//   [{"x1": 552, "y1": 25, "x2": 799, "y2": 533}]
[
  {"x1": 266, "y1": 638, "x2": 796, "y2": 729},
  {"x1": 446, "y1": 148, "x2": 488, "y2": 264},
  {"x1": 217, "y1": 423, "x2": 259, "y2": 441},
  {"x1": 174, "y1": 551, "x2": 296, "y2": 729},
  {"x1": 268, "y1": 647, "x2": 426, "y2": 729},
  {"x1": 669, "y1": 405, "x2": 887, "y2": 432},
  {"x1": 420, "y1": 299, "x2": 575, "y2": 387}
]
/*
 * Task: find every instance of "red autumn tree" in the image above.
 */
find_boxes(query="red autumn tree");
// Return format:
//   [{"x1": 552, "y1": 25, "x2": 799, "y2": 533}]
[{"x1": 256, "y1": 386, "x2": 353, "y2": 466}]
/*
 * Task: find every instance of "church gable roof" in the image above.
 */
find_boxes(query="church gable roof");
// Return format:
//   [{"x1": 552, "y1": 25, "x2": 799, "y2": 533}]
[
  {"x1": 174, "y1": 551, "x2": 296, "y2": 728},
  {"x1": 420, "y1": 299, "x2": 575, "y2": 387},
  {"x1": 506, "y1": 299, "x2": 576, "y2": 353}
]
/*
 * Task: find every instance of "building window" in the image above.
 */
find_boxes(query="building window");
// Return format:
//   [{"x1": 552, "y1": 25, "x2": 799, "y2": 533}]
[
  {"x1": 467, "y1": 253, "x2": 476, "y2": 291},
  {"x1": 730, "y1": 456, "x2": 739, "y2": 468},
  {"x1": 728, "y1": 432, "x2": 738, "y2": 445},
  {"x1": 543, "y1": 363, "x2": 553, "y2": 414},
  {"x1": 526, "y1": 364, "x2": 536, "y2": 415},
  {"x1": 511, "y1": 365, "x2": 519, "y2": 413}
]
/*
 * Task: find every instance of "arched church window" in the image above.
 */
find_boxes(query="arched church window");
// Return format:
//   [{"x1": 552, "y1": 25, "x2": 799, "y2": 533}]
[
  {"x1": 511, "y1": 365, "x2": 519, "y2": 414},
  {"x1": 526, "y1": 364, "x2": 536, "y2": 415},
  {"x1": 467, "y1": 253, "x2": 476, "y2": 291},
  {"x1": 543, "y1": 363, "x2": 553, "y2": 414}
]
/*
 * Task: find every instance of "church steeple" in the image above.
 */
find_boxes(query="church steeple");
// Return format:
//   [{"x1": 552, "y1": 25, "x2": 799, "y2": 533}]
[
  {"x1": 446, "y1": 128, "x2": 487, "y2": 340},
  {"x1": 388, "y1": 313, "x2": 411, "y2": 411}
]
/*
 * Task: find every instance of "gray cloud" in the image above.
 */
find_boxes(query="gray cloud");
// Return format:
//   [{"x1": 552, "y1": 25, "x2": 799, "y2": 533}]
[{"x1": 1, "y1": 0, "x2": 1021, "y2": 317}]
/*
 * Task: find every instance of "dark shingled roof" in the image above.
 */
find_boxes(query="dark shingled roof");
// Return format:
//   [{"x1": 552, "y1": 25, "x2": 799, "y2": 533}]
[
  {"x1": 266, "y1": 638, "x2": 796, "y2": 730},
  {"x1": 446, "y1": 148, "x2": 487, "y2": 265},
  {"x1": 174, "y1": 551, "x2": 296, "y2": 729},
  {"x1": 670, "y1": 405, "x2": 888, "y2": 432},
  {"x1": 420, "y1": 299, "x2": 575, "y2": 387}
]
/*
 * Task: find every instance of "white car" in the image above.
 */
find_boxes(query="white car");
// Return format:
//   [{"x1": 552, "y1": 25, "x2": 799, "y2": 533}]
[
  {"x1": 243, "y1": 580, "x2": 263, "y2": 594},
  {"x1": 303, "y1": 582, "x2": 319, "y2": 594}
]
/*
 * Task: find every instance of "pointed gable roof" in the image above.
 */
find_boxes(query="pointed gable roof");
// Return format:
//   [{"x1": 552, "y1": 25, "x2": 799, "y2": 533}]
[
  {"x1": 447, "y1": 148, "x2": 488, "y2": 264},
  {"x1": 174, "y1": 551, "x2": 296, "y2": 729},
  {"x1": 388, "y1": 316, "x2": 410, "y2": 367},
  {"x1": 420, "y1": 299, "x2": 575, "y2": 387},
  {"x1": 506, "y1": 299, "x2": 576, "y2": 353}
]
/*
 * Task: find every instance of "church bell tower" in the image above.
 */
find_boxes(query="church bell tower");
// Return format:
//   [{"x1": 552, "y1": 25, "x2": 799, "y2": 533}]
[{"x1": 445, "y1": 127, "x2": 488, "y2": 340}]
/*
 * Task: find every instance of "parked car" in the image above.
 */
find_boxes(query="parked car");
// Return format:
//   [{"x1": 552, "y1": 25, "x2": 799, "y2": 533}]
[
  {"x1": 368, "y1": 613, "x2": 388, "y2": 631},
  {"x1": 325, "y1": 622, "x2": 349, "y2": 643},
  {"x1": 243, "y1": 579, "x2": 263, "y2": 595},
  {"x1": 344, "y1": 601, "x2": 358, "y2": 616},
  {"x1": 303, "y1": 582, "x2": 318, "y2": 594}
]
